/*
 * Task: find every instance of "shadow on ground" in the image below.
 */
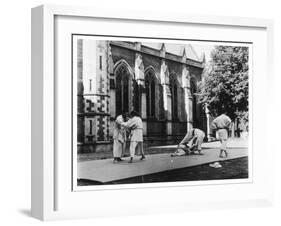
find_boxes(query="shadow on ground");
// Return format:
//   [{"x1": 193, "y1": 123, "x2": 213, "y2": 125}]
[{"x1": 18, "y1": 209, "x2": 31, "y2": 217}]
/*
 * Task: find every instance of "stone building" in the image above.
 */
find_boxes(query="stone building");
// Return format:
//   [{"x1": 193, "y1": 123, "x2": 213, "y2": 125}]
[{"x1": 76, "y1": 39, "x2": 210, "y2": 153}]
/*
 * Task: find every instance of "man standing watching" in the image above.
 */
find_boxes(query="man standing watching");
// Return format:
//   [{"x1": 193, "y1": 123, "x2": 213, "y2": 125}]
[{"x1": 212, "y1": 111, "x2": 232, "y2": 158}]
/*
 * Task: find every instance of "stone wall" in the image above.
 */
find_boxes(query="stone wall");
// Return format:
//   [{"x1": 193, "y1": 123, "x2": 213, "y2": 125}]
[{"x1": 77, "y1": 40, "x2": 205, "y2": 153}]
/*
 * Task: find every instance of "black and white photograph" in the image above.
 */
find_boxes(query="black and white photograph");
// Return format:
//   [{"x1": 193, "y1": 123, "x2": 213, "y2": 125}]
[{"x1": 73, "y1": 36, "x2": 251, "y2": 188}]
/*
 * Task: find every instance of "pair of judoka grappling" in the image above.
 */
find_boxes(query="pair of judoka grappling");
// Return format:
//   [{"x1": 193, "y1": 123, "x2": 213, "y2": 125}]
[
  {"x1": 113, "y1": 111, "x2": 232, "y2": 163},
  {"x1": 113, "y1": 111, "x2": 145, "y2": 163}
]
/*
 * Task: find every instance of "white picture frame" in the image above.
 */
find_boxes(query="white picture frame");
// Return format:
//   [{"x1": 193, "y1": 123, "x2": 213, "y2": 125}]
[{"x1": 31, "y1": 4, "x2": 274, "y2": 221}]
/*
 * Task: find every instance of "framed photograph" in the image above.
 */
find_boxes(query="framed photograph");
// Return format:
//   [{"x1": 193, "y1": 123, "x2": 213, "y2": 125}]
[{"x1": 31, "y1": 4, "x2": 274, "y2": 221}]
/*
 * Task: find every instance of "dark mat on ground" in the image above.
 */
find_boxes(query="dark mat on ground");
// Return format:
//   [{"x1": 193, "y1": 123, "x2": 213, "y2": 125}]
[{"x1": 78, "y1": 156, "x2": 248, "y2": 186}]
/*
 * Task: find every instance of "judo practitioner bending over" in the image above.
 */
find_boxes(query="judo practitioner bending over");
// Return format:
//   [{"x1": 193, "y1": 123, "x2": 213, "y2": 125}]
[{"x1": 172, "y1": 128, "x2": 205, "y2": 156}]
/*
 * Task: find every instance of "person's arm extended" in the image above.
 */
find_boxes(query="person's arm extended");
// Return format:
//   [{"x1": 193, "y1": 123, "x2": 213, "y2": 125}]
[
  {"x1": 224, "y1": 117, "x2": 232, "y2": 129},
  {"x1": 122, "y1": 118, "x2": 134, "y2": 129},
  {"x1": 179, "y1": 132, "x2": 191, "y2": 145},
  {"x1": 211, "y1": 119, "x2": 217, "y2": 130},
  {"x1": 189, "y1": 136, "x2": 198, "y2": 148}
]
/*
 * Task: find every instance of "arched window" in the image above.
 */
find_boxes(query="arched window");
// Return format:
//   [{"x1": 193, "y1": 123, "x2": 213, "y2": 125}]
[
  {"x1": 170, "y1": 75, "x2": 179, "y2": 121},
  {"x1": 145, "y1": 69, "x2": 156, "y2": 118},
  {"x1": 158, "y1": 83, "x2": 165, "y2": 120},
  {"x1": 133, "y1": 80, "x2": 140, "y2": 113},
  {"x1": 115, "y1": 63, "x2": 132, "y2": 116}
]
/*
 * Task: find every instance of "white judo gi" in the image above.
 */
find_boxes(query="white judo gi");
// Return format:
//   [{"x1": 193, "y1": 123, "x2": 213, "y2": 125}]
[
  {"x1": 212, "y1": 114, "x2": 232, "y2": 151},
  {"x1": 174, "y1": 128, "x2": 205, "y2": 156},
  {"x1": 113, "y1": 115, "x2": 126, "y2": 158},
  {"x1": 181, "y1": 129, "x2": 205, "y2": 150},
  {"x1": 123, "y1": 116, "x2": 144, "y2": 158}
]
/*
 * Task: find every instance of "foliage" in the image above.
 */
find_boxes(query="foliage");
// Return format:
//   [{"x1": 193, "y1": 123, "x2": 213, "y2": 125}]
[{"x1": 198, "y1": 46, "x2": 249, "y2": 121}]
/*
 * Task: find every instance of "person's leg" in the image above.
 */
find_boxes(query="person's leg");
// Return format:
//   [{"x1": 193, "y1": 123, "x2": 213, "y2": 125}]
[
  {"x1": 113, "y1": 139, "x2": 117, "y2": 157},
  {"x1": 222, "y1": 139, "x2": 228, "y2": 157},
  {"x1": 117, "y1": 141, "x2": 123, "y2": 158},
  {"x1": 139, "y1": 142, "x2": 145, "y2": 160},
  {"x1": 121, "y1": 141, "x2": 126, "y2": 157},
  {"x1": 222, "y1": 129, "x2": 228, "y2": 157},
  {"x1": 135, "y1": 142, "x2": 141, "y2": 155},
  {"x1": 219, "y1": 139, "x2": 224, "y2": 158},
  {"x1": 187, "y1": 139, "x2": 193, "y2": 148},
  {"x1": 113, "y1": 140, "x2": 119, "y2": 163},
  {"x1": 129, "y1": 141, "x2": 137, "y2": 163},
  {"x1": 117, "y1": 142, "x2": 126, "y2": 161},
  {"x1": 197, "y1": 136, "x2": 204, "y2": 155},
  {"x1": 189, "y1": 137, "x2": 198, "y2": 154},
  {"x1": 184, "y1": 144, "x2": 191, "y2": 155},
  {"x1": 219, "y1": 139, "x2": 227, "y2": 157}
]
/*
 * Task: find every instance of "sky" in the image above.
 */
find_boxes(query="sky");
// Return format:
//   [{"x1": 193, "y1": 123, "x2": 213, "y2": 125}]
[{"x1": 192, "y1": 44, "x2": 214, "y2": 62}]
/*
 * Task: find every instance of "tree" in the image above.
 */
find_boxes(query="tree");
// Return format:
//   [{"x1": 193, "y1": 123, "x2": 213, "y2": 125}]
[{"x1": 198, "y1": 46, "x2": 249, "y2": 124}]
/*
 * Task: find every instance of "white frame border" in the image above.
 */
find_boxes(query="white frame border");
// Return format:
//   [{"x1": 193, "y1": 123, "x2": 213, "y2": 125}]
[{"x1": 31, "y1": 4, "x2": 274, "y2": 221}]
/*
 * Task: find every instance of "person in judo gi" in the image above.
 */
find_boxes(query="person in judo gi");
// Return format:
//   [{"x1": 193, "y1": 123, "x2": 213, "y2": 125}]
[
  {"x1": 123, "y1": 110, "x2": 145, "y2": 163},
  {"x1": 171, "y1": 128, "x2": 205, "y2": 156},
  {"x1": 112, "y1": 112, "x2": 129, "y2": 163},
  {"x1": 212, "y1": 111, "x2": 232, "y2": 158}
]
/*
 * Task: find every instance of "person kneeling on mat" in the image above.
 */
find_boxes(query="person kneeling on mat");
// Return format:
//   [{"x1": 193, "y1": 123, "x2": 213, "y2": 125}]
[{"x1": 171, "y1": 128, "x2": 205, "y2": 157}]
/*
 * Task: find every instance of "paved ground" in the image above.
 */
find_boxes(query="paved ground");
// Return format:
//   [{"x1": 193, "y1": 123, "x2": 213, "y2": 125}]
[
  {"x1": 77, "y1": 138, "x2": 248, "y2": 183},
  {"x1": 81, "y1": 157, "x2": 248, "y2": 185}
]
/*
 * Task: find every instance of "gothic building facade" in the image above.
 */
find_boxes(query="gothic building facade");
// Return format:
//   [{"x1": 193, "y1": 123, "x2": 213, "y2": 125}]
[{"x1": 76, "y1": 39, "x2": 210, "y2": 153}]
